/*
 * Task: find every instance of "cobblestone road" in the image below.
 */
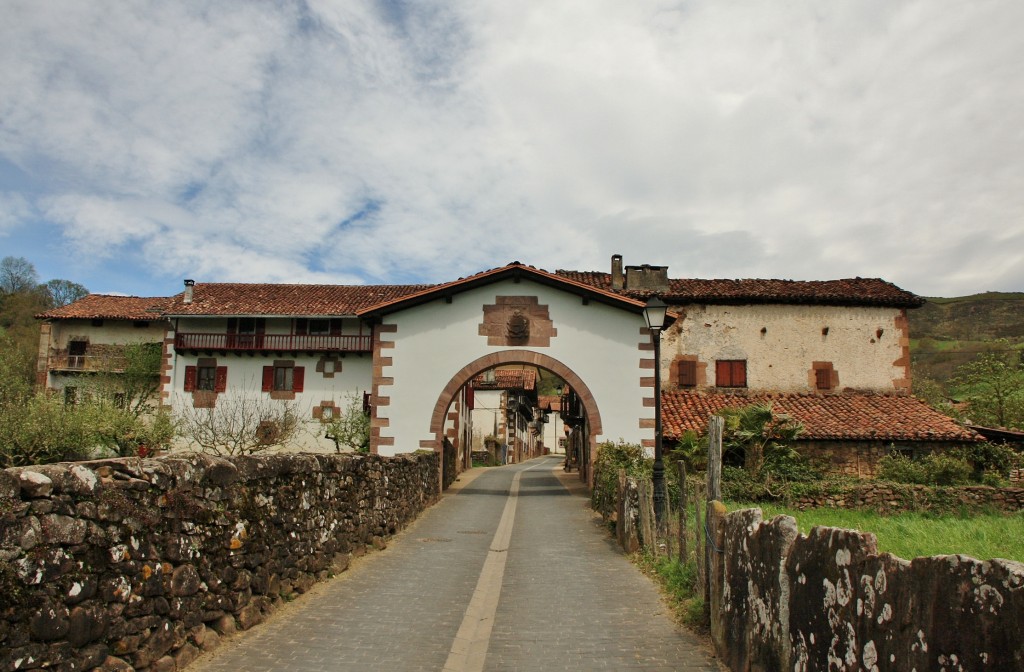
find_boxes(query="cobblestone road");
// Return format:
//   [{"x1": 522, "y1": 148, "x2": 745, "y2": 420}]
[{"x1": 188, "y1": 456, "x2": 724, "y2": 672}]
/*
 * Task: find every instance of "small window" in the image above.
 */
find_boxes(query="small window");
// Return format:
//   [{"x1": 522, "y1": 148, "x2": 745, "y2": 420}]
[
  {"x1": 716, "y1": 360, "x2": 747, "y2": 388},
  {"x1": 274, "y1": 366, "x2": 294, "y2": 392},
  {"x1": 197, "y1": 366, "x2": 217, "y2": 391},
  {"x1": 812, "y1": 362, "x2": 837, "y2": 391},
  {"x1": 91, "y1": 319, "x2": 104, "y2": 327},
  {"x1": 322, "y1": 406, "x2": 334, "y2": 421},
  {"x1": 133, "y1": 321, "x2": 150, "y2": 328},
  {"x1": 68, "y1": 341, "x2": 88, "y2": 356},
  {"x1": 677, "y1": 360, "x2": 697, "y2": 388}
]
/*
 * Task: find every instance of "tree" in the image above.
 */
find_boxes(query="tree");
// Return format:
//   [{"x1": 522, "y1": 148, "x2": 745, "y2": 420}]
[
  {"x1": 44, "y1": 279, "x2": 89, "y2": 308},
  {"x1": 174, "y1": 391, "x2": 302, "y2": 456},
  {"x1": 0, "y1": 256, "x2": 39, "y2": 295},
  {"x1": 951, "y1": 344, "x2": 1024, "y2": 429},
  {"x1": 720, "y1": 402, "x2": 803, "y2": 478},
  {"x1": 323, "y1": 392, "x2": 370, "y2": 453}
]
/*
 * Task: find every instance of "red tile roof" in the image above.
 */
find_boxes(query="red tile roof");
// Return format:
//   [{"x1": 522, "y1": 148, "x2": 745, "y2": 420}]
[
  {"x1": 661, "y1": 390, "x2": 980, "y2": 442},
  {"x1": 473, "y1": 369, "x2": 537, "y2": 391},
  {"x1": 357, "y1": 262, "x2": 647, "y2": 317},
  {"x1": 555, "y1": 271, "x2": 923, "y2": 308},
  {"x1": 36, "y1": 295, "x2": 170, "y2": 321},
  {"x1": 163, "y1": 283, "x2": 433, "y2": 316}
]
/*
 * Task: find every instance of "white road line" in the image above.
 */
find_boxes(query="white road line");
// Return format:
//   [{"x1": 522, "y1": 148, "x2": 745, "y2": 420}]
[{"x1": 443, "y1": 461, "x2": 547, "y2": 672}]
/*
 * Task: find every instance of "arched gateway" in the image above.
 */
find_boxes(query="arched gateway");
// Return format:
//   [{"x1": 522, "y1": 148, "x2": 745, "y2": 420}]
[{"x1": 356, "y1": 263, "x2": 664, "y2": 486}]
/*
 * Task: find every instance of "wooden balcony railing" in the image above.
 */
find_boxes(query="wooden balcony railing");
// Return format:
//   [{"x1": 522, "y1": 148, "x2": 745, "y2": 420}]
[
  {"x1": 174, "y1": 332, "x2": 372, "y2": 353},
  {"x1": 47, "y1": 350, "x2": 127, "y2": 372}
]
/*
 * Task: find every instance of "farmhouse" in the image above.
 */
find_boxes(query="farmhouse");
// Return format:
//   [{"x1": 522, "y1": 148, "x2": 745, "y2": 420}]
[{"x1": 35, "y1": 256, "x2": 979, "y2": 484}]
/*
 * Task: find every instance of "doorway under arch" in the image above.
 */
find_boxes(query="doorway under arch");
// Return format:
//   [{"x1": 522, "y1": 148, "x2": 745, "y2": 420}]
[{"x1": 425, "y1": 350, "x2": 604, "y2": 487}]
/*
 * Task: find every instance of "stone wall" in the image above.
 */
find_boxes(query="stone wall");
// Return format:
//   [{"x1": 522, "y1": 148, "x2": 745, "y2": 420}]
[
  {"x1": 710, "y1": 508, "x2": 1024, "y2": 671},
  {"x1": 784, "y1": 481, "x2": 1024, "y2": 513},
  {"x1": 0, "y1": 451, "x2": 440, "y2": 671}
]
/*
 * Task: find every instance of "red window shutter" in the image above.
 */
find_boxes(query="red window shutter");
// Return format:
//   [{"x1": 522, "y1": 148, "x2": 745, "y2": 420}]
[
  {"x1": 292, "y1": 367, "x2": 305, "y2": 393},
  {"x1": 715, "y1": 361, "x2": 730, "y2": 387},
  {"x1": 214, "y1": 367, "x2": 228, "y2": 393},
  {"x1": 262, "y1": 366, "x2": 274, "y2": 392},
  {"x1": 733, "y1": 361, "x2": 747, "y2": 387},
  {"x1": 678, "y1": 360, "x2": 697, "y2": 387},
  {"x1": 184, "y1": 366, "x2": 197, "y2": 392},
  {"x1": 295, "y1": 318, "x2": 308, "y2": 335},
  {"x1": 465, "y1": 385, "x2": 475, "y2": 410}
]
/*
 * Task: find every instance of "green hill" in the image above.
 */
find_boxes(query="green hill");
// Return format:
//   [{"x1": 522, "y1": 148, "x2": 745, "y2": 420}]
[{"x1": 908, "y1": 292, "x2": 1024, "y2": 385}]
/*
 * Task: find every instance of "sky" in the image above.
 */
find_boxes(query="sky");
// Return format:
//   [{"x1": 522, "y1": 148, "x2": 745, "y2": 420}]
[{"x1": 1, "y1": 0, "x2": 1023, "y2": 299}]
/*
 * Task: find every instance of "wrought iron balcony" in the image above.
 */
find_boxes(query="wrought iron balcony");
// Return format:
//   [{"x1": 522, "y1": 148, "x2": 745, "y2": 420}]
[{"x1": 173, "y1": 332, "x2": 372, "y2": 353}]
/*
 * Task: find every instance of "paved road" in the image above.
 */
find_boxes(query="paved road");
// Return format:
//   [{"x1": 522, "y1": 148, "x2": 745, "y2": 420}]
[{"x1": 189, "y1": 456, "x2": 724, "y2": 672}]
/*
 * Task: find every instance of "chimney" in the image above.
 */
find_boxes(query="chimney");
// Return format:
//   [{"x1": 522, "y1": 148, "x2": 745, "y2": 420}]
[
  {"x1": 611, "y1": 254, "x2": 624, "y2": 290},
  {"x1": 624, "y1": 264, "x2": 669, "y2": 292},
  {"x1": 183, "y1": 279, "x2": 195, "y2": 304}
]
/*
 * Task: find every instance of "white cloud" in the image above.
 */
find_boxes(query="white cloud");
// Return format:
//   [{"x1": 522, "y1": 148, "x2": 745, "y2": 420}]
[{"x1": 0, "y1": 0, "x2": 1022, "y2": 295}]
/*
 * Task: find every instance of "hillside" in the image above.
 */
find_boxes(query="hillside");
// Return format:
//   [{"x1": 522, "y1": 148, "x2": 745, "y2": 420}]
[{"x1": 908, "y1": 292, "x2": 1024, "y2": 385}]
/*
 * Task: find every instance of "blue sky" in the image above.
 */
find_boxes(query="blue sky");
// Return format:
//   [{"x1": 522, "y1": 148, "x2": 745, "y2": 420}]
[{"x1": 2, "y1": 0, "x2": 1023, "y2": 298}]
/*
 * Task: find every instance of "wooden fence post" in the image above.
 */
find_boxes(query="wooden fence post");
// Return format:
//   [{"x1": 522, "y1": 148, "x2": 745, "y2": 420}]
[
  {"x1": 704, "y1": 415, "x2": 723, "y2": 623},
  {"x1": 677, "y1": 461, "x2": 687, "y2": 564}
]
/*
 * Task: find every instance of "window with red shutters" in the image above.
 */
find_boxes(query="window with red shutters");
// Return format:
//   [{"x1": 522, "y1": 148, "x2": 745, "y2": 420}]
[
  {"x1": 264, "y1": 362, "x2": 303, "y2": 392},
  {"x1": 184, "y1": 366, "x2": 197, "y2": 392},
  {"x1": 677, "y1": 360, "x2": 697, "y2": 388},
  {"x1": 716, "y1": 360, "x2": 747, "y2": 388}
]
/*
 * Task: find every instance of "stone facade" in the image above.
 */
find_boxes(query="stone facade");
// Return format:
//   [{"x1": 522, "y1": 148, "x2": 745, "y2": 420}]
[
  {"x1": 710, "y1": 509, "x2": 1024, "y2": 672},
  {"x1": 0, "y1": 452, "x2": 439, "y2": 671}
]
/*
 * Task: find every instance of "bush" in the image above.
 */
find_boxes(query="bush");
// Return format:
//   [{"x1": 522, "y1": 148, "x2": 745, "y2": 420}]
[
  {"x1": 592, "y1": 440, "x2": 648, "y2": 519},
  {"x1": 878, "y1": 451, "x2": 973, "y2": 486},
  {"x1": 949, "y1": 442, "x2": 1020, "y2": 479}
]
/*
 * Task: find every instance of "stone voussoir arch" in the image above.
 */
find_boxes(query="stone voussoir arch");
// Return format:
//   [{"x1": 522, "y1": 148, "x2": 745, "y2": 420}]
[{"x1": 426, "y1": 350, "x2": 603, "y2": 471}]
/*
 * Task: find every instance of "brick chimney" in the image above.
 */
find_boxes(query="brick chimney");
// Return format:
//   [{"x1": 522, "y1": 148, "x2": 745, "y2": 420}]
[{"x1": 611, "y1": 254, "x2": 624, "y2": 290}]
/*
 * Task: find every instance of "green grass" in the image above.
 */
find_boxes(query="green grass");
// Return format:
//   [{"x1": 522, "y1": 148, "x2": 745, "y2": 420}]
[{"x1": 728, "y1": 503, "x2": 1024, "y2": 562}]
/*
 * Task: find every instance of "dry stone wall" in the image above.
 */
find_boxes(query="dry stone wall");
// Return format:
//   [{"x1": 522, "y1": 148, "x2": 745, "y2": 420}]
[
  {"x1": 0, "y1": 451, "x2": 439, "y2": 672},
  {"x1": 710, "y1": 508, "x2": 1024, "y2": 671}
]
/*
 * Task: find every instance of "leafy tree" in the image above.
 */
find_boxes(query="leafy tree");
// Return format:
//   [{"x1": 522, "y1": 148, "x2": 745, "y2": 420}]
[
  {"x1": 174, "y1": 391, "x2": 302, "y2": 456},
  {"x1": 0, "y1": 256, "x2": 39, "y2": 295},
  {"x1": 323, "y1": 392, "x2": 370, "y2": 453},
  {"x1": 44, "y1": 279, "x2": 89, "y2": 308},
  {"x1": 951, "y1": 343, "x2": 1024, "y2": 429}
]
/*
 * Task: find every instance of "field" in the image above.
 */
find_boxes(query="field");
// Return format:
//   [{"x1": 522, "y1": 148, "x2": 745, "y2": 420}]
[{"x1": 730, "y1": 503, "x2": 1024, "y2": 563}]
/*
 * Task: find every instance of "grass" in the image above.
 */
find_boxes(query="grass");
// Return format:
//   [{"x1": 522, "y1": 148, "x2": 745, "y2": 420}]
[{"x1": 729, "y1": 503, "x2": 1024, "y2": 563}]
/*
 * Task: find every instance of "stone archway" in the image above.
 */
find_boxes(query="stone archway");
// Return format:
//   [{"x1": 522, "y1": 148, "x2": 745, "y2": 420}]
[{"x1": 425, "y1": 350, "x2": 604, "y2": 485}]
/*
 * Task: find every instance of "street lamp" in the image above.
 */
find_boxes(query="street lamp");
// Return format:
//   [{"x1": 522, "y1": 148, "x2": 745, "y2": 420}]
[{"x1": 643, "y1": 296, "x2": 668, "y2": 530}]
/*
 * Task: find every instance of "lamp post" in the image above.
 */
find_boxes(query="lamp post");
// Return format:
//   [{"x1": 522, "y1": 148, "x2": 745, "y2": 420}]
[{"x1": 643, "y1": 296, "x2": 668, "y2": 530}]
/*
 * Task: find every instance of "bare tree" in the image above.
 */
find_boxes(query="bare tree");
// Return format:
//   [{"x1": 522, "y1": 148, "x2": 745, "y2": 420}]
[
  {"x1": 174, "y1": 391, "x2": 303, "y2": 456},
  {"x1": 0, "y1": 256, "x2": 39, "y2": 295},
  {"x1": 44, "y1": 279, "x2": 89, "y2": 308}
]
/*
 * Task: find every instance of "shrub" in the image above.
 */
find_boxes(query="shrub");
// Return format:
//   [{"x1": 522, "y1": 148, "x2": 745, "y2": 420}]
[
  {"x1": 878, "y1": 451, "x2": 973, "y2": 486},
  {"x1": 592, "y1": 440, "x2": 647, "y2": 519}
]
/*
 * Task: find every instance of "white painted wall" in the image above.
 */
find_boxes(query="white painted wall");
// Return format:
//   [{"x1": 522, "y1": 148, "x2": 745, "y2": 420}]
[
  {"x1": 377, "y1": 279, "x2": 649, "y2": 456},
  {"x1": 661, "y1": 304, "x2": 908, "y2": 392},
  {"x1": 167, "y1": 317, "x2": 373, "y2": 452},
  {"x1": 48, "y1": 319, "x2": 168, "y2": 348}
]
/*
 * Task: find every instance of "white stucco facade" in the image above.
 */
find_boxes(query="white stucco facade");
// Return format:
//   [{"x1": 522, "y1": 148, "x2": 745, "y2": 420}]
[
  {"x1": 373, "y1": 278, "x2": 650, "y2": 456},
  {"x1": 165, "y1": 316, "x2": 373, "y2": 452}
]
